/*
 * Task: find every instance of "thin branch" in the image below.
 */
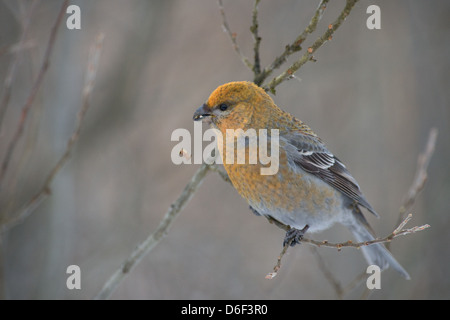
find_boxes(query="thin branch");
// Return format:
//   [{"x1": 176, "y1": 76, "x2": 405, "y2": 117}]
[
  {"x1": 0, "y1": 0, "x2": 40, "y2": 131},
  {"x1": 0, "y1": 33, "x2": 104, "y2": 233},
  {"x1": 94, "y1": 163, "x2": 212, "y2": 299},
  {"x1": 217, "y1": 0, "x2": 253, "y2": 71},
  {"x1": 0, "y1": 40, "x2": 36, "y2": 57},
  {"x1": 265, "y1": 225, "x2": 308, "y2": 280},
  {"x1": 250, "y1": 0, "x2": 262, "y2": 79},
  {"x1": 301, "y1": 214, "x2": 429, "y2": 250},
  {"x1": 397, "y1": 128, "x2": 438, "y2": 225},
  {"x1": 255, "y1": 0, "x2": 329, "y2": 86},
  {"x1": 382, "y1": 127, "x2": 437, "y2": 249},
  {"x1": 265, "y1": 240, "x2": 291, "y2": 280},
  {"x1": 266, "y1": 213, "x2": 429, "y2": 280},
  {"x1": 310, "y1": 246, "x2": 344, "y2": 298},
  {"x1": 0, "y1": 0, "x2": 69, "y2": 188},
  {"x1": 264, "y1": 0, "x2": 359, "y2": 93},
  {"x1": 209, "y1": 162, "x2": 231, "y2": 184}
]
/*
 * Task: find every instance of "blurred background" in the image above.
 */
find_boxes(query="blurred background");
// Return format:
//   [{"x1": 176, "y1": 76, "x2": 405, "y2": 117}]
[{"x1": 0, "y1": 0, "x2": 448, "y2": 299}]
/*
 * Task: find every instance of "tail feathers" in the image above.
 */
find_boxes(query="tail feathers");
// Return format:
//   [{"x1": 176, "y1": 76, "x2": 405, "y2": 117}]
[{"x1": 348, "y1": 209, "x2": 410, "y2": 280}]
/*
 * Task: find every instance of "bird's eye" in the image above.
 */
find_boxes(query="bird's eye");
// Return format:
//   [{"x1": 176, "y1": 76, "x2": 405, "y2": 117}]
[{"x1": 218, "y1": 103, "x2": 228, "y2": 111}]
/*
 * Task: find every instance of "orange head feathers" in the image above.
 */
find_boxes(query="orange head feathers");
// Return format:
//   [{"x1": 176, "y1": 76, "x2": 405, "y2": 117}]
[{"x1": 193, "y1": 81, "x2": 318, "y2": 137}]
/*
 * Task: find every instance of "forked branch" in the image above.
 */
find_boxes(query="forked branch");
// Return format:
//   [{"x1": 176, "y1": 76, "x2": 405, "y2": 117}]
[
  {"x1": 0, "y1": 33, "x2": 104, "y2": 233},
  {"x1": 0, "y1": 0, "x2": 69, "y2": 187}
]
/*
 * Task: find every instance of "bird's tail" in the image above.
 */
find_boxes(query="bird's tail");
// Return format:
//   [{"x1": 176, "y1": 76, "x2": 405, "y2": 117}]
[{"x1": 347, "y1": 208, "x2": 410, "y2": 280}]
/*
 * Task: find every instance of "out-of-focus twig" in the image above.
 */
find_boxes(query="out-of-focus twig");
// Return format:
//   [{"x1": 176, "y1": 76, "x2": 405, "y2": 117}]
[
  {"x1": 94, "y1": 162, "x2": 213, "y2": 300},
  {"x1": 310, "y1": 246, "x2": 344, "y2": 299},
  {"x1": 0, "y1": 33, "x2": 104, "y2": 233},
  {"x1": 217, "y1": 0, "x2": 253, "y2": 71},
  {"x1": 0, "y1": 0, "x2": 69, "y2": 188},
  {"x1": 384, "y1": 127, "x2": 437, "y2": 250},
  {"x1": 0, "y1": 40, "x2": 36, "y2": 57},
  {"x1": 397, "y1": 128, "x2": 438, "y2": 226},
  {"x1": 0, "y1": 0, "x2": 40, "y2": 131},
  {"x1": 264, "y1": 0, "x2": 359, "y2": 93},
  {"x1": 341, "y1": 270, "x2": 367, "y2": 297}
]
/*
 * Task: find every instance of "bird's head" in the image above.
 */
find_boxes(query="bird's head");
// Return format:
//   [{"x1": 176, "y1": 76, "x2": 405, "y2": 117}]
[{"x1": 193, "y1": 81, "x2": 274, "y2": 132}]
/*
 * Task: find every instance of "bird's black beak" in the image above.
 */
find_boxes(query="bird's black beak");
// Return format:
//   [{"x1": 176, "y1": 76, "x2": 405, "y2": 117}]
[{"x1": 193, "y1": 103, "x2": 211, "y2": 121}]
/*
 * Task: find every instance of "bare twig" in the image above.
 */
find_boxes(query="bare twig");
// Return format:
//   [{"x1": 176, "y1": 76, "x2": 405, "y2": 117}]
[
  {"x1": 0, "y1": 0, "x2": 40, "y2": 131},
  {"x1": 217, "y1": 0, "x2": 253, "y2": 71},
  {"x1": 265, "y1": 241, "x2": 290, "y2": 280},
  {"x1": 264, "y1": 0, "x2": 359, "y2": 93},
  {"x1": 266, "y1": 213, "x2": 429, "y2": 281},
  {"x1": 383, "y1": 127, "x2": 437, "y2": 249},
  {"x1": 0, "y1": 0, "x2": 69, "y2": 188},
  {"x1": 0, "y1": 33, "x2": 104, "y2": 233},
  {"x1": 265, "y1": 224, "x2": 309, "y2": 279},
  {"x1": 262, "y1": 212, "x2": 427, "y2": 255},
  {"x1": 94, "y1": 163, "x2": 212, "y2": 300},
  {"x1": 301, "y1": 214, "x2": 429, "y2": 250},
  {"x1": 397, "y1": 128, "x2": 438, "y2": 225},
  {"x1": 209, "y1": 163, "x2": 232, "y2": 184},
  {"x1": 250, "y1": 0, "x2": 262, "y2": 78},
  {"x1": 254, "y1": 0, "x2": 329, "y2": 86}
]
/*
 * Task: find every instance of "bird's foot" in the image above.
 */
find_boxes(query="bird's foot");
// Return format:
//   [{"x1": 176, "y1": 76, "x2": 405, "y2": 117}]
[{"x1": 283, "y1": 225, "x2": 309, "y2": 247}]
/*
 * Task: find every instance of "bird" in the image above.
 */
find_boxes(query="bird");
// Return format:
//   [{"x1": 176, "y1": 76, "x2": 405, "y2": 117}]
[{"x1": 193, "y1": 81, "x2": 410, "y2": 279}]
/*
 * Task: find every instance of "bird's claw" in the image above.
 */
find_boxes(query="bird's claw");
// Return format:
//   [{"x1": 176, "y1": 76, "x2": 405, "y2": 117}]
[{"x1": 283, "y1": 225, "x2": 309, "y2": 247}]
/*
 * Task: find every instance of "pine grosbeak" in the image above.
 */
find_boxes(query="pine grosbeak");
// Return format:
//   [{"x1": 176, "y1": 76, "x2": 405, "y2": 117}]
[{"x1": 193, "y1": 81, "x2": 409, "y2": 279}]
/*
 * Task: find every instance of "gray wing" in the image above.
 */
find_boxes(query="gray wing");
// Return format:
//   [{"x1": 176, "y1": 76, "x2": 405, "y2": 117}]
[{"x1": 284, "y1": 132, "x2": 379, "y2": 217}]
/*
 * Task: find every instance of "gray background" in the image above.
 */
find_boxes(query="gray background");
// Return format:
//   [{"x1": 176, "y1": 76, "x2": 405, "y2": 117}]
[{"x1": 0, "y1": 0, "x2": 448, "y2": 299}]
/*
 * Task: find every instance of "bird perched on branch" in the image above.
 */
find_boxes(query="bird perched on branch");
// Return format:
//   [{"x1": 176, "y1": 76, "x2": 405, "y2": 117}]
[{"x1": 193, "y1": 81, "x2": 409, "y2": 279}]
